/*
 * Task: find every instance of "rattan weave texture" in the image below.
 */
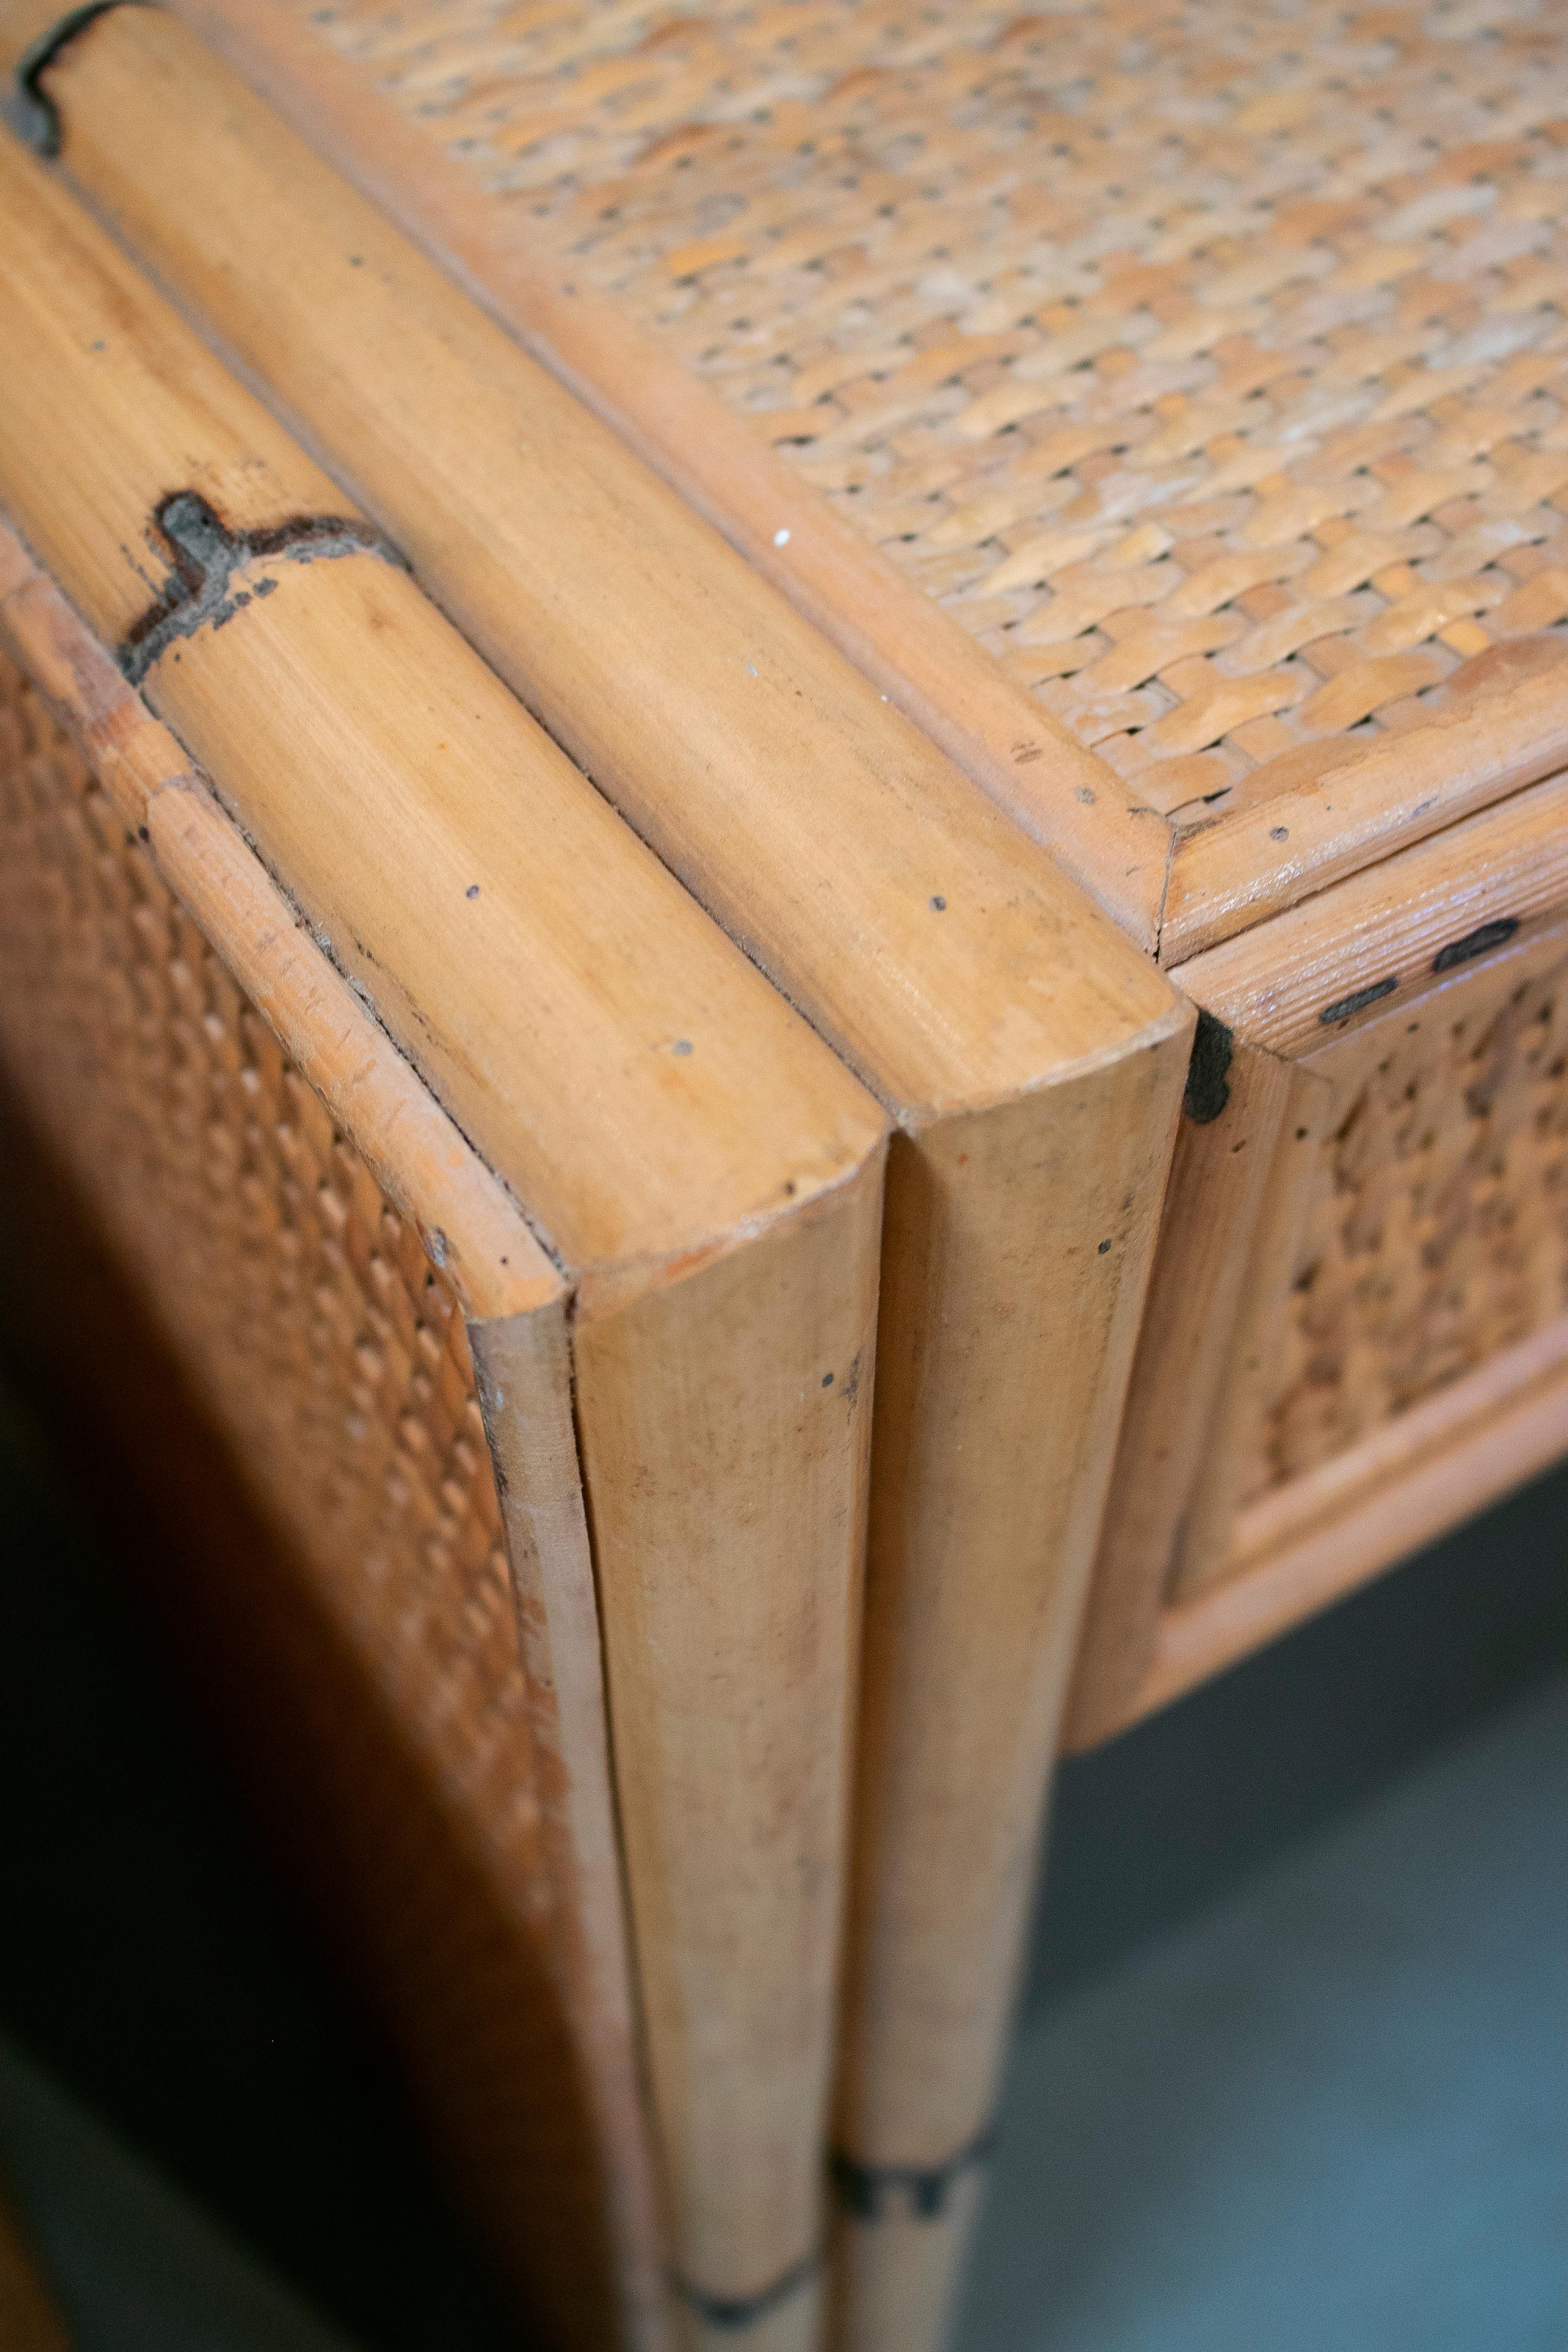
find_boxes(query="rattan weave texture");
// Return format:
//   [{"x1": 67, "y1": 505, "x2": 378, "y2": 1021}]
[
  {"x1": 0, "y1": 654, "x2": 524, "y2": 1823},
  {"x1": 0, "y1": 648, "x2": 614, "y2": 2339},
  {"x1": 298, "y1": 0, "x2": 1568, "y2": 831},
  {"x1": 1257, "y1": 935, "x2": 1568, "y2": 1497}
]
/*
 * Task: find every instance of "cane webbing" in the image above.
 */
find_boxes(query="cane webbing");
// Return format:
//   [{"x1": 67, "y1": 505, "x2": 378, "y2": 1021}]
[
  {"x1": 0, "y1": 646, "x2": 616, "y2": 2344},
  {"x1": 1256, "y1": 937, "x2": 1568, "y2": 1500},
  {"x1": 296, "y1": 0, "x2": 1568, "y2": 833}
]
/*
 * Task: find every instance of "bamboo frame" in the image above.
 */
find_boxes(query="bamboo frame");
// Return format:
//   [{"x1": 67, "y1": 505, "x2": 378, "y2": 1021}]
[
  {"x1": 0, "y1": 137, "x2": 898, "y2": 2350},
  {"x1": 10, "y1": 17, "x2": 1197, "y2": 2344},
  {"x1": 6, "y1": 6, "x2": 1565, "y2": 2347},
  {"x1": 1094, "y1": 1312, "x2": 1568, "y2": 1742},
  {"x1": 1064, "y1": 1034, "x2": 1294, "y2": 1748},
  {"x1": 1070, "y1": 856, "x2": 1568, "y2": 1753},
  {"x1": 0, "y1": 517, "x2": 664, "y2": 2347}
]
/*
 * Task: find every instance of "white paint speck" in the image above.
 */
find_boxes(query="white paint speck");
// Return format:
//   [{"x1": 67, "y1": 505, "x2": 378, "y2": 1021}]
[
  {"x1": 773, "y1": 527, "x2": 791, "y2": 547},
  {"x1": 746, "y1": 662, "x2": 758, "y2": 676}
]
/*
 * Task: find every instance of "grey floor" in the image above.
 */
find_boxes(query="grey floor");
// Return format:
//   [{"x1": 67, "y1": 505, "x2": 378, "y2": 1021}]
[
  {"x1": 953, "y1": 1674, "x2": 1567, "y2": 2352},
  {"x1": 4, "y1": 1676, "x2": 1563, "y2": 2351}
]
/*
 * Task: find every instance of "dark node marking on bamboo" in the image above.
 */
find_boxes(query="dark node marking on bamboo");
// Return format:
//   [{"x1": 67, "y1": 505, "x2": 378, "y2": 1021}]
[
  {"x1": 1183, "y1": 1007, "x2": 1233, "y2": 1125},
  {"x1": 830, "y1": 2121, "x2": 997, "y2": 2222},
  {"x1": 5, "y1": 0, "x2": 143, "y2": 156},
  {"x1": 118, "y1": 491, "x2": 406, "y2": 685},
  {"x1": 668, "y1": 2247, "x2": 821, "y2": 2330},
  {"x1": 1433, "y1": 916, "x2": 1519, "y2": 974},
  {"x1": 1319, "y1": 974, "x2": 1399, "y2": 1027}
]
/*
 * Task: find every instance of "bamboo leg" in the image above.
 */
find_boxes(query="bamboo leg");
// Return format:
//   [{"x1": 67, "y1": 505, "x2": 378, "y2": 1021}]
[
  {"x1": 573, "y1": 1163, "x2": 884, "y2": 2351},
  {"x1": 4, "y1": 32, "x2": 1194, "y2": 2341},
  {"x1": 0, "y1": 143, "x2": 893, "y2": 2346},
  {"x1": 829, "y1": 1039, "x2": 1189, "y2": 2349},
  {"x1": 471, "y1": 1304, "x2": 671, "y2": 2352}
]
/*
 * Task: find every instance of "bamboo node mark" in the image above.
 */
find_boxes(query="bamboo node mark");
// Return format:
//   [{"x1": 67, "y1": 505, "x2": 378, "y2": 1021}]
[
  {"x1": 118, "y1": 491, "x2": 406, "y2": 685},
  {"x1": 1183, "y1": 1007, "x2": 1234, "y2": 1125},
  {"x1": 4, "y1": 1, "x2": 145, "y2": 156}
]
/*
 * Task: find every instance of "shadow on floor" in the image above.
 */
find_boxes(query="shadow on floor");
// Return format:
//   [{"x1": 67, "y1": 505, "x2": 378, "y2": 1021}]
[
  {"x1": 957, "y1": 1673, "x2": 1567, "y2": 2352},
  {"x1": 1027, "y1": 1457, "x2": 1568, "y2": 2014}
]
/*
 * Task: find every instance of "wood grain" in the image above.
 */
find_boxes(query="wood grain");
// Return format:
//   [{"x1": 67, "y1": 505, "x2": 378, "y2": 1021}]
[
  {"x1": 1163, "y1": 687, "x2": 1568, "y2": 966},
  {"x1": 0, "y1": 533, "x2": 556, "y2": 1322},
  {"x1": 166, "y1": 0, "x2": 1568, "y2": 965},
  {"x1": 832, "y1": 1043, "x2": 1186, "y2": 2347},
  {"x1": 0, "y1": 514, "x2": 667, "y2": 2349},
  {"x1": 574, "y1": 1160, "x2": 883, "y2": 2349},
  {"x1": 42, "y1": 9, "x2": 1178, "y2": 1108}
]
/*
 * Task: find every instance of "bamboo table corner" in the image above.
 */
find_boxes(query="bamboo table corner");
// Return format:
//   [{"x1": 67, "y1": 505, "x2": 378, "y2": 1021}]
[{"x1": 3, "y1": 2, "x2": 1568, "y2": 2348}]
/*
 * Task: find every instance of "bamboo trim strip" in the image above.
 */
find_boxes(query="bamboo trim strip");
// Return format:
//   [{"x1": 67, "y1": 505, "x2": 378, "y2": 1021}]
[
  {"x1": 1165, "y1": 689, "x2": 1568, "y2": 968},
  {"x1": 1172, "y1": 767, "x2": 1568, "y2": 1058},
  {"x1": 0, "y1": 125, "x2": 883, "y2": 1277},
  {"x1": 38, "y1": 5, "x2": 1179, "y2": 1116},
  {"x1": 1167, "y1": 1060, "x2": 1338, "y2": 1605},
  {"x1": 1090, "y1": 1313, "x2": 1568, "y2": 1743},
  {"x1": 1063, "y1": 1034, "x2": 1293, "y2": 1750}
]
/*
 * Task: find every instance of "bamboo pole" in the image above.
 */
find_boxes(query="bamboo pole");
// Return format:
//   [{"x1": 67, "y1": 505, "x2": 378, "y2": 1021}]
[
  {"x1": 0, "y1": 519, "x2": 661, "y2": 2347},
  {"x1": 0, "y1": 133, "x2": 891, "y2": 2351},
  {"x1": 4, "y1": 16, "x2": 1197, "y2": 2342}
]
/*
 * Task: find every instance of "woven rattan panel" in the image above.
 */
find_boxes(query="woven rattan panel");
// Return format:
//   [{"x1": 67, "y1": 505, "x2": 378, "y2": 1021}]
[
  {"x1": 0, "y1": 649, "x2": 613, "y2": 2340},
  {"x1": 1251, "y1": 936, "x2": 1568, "y2": 1503},
  {"x1": 300, "y1": 0, "x2": 1568, "y2": 830}
]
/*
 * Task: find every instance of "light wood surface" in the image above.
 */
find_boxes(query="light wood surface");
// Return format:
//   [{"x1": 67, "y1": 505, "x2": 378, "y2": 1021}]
[
  {"x1": 573, "y1": 1160, "x2": 882, "y2": 2341},
  {"x1": 0, "y1": 534, "x2": 556, "y2": 1322},
  {"x1": 1171, "y1": 766, "x2": 1568, "y2": 1056},
  {"x1": 40, "y1": 8, "x2": 1178, "y2": 1110},
  {"x1": 22, "y1": 21, "x2": 1197, "y2": 2346},
  {"x1": 1163, "y1": 685, "x2": 1568, "y2": 965},
  {"x1": 833, "y1": 1051, "x2": 1185, "y2": 2350},
  {"x1": 0, "y1": 140, "x2": 892, "y2": 2349},
  {"x1": 1065, "y1": 1033, "x2": 1292, "y2": 1750}
]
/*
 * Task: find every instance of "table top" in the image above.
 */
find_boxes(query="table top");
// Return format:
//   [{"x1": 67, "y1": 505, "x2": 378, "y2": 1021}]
[{"x1": 279, "y1": 0, "x2": 1568, "y2": 936}]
